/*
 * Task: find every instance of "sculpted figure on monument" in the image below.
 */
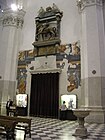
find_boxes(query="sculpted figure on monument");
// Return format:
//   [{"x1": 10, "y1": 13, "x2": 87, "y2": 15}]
[{"x1": 35, "y1": 23, "x2": 57, "y2": 41}]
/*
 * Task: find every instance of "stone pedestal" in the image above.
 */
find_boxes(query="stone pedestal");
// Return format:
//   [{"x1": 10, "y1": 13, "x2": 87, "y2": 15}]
[{"x1": 73, "y1": 109, "x2": 90, "y2": 137}]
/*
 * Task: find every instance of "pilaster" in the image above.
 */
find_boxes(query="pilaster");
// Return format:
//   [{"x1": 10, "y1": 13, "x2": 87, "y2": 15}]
[{"x1": 77, "y1": 0, "x2": 105, "y2": 123}]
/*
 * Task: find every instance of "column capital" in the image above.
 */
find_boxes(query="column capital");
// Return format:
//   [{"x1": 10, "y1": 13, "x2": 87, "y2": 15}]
[
  {"x1": 77, "y1": 0, "x2": 103, "y2": 12},
  {"x1": 2, "y1": 8, "x2": 26, "y2": 28}
]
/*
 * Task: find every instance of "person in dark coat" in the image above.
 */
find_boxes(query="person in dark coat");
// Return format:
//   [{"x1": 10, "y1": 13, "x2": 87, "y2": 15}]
[{"x1": 6, "y1": 99, "x2": 13, "y2": 116}]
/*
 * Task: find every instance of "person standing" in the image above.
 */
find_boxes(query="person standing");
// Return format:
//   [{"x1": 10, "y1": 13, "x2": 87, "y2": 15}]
[
  {"x1": 6, "y1": 99, "x2": 13, "y2": 116},
  {"x1": 60, "y1": 101, "x2": 67, "y2": 120}
]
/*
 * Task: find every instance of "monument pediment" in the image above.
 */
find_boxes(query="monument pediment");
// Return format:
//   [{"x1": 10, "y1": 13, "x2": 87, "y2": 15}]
[{"x1": 37, "y1": 3, "x2": 63, "y2": 19}]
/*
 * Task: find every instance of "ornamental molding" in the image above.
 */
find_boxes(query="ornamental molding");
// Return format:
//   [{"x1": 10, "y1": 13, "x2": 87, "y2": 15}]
[
  {"x1": 29, "y1": 64, "x2": 62, "y2": 74},
  {"x1": 2, "y1": 9, "x2": 26, "y2": 28},
  {"x1": 3, "y1": 16, "x2": 24, "y2": 28},
  {"x1": 30, "y1": 67, "x2": 62, "y2": 74},
  {"x1": 77, "y1": 0, "x2": 103, "y2": 12}
]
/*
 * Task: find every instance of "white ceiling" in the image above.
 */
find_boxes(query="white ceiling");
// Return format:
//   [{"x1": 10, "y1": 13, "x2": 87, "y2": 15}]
[{"x1": 0, "y1": 0, "x2": 7, "y2": 11}]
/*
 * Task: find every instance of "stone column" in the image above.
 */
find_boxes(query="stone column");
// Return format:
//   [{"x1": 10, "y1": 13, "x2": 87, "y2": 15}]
[
  {"x1": 77, "y1": 0, "x2": 105, "y2": 123},
  {"x1": 103, "y1": 0, "x2": 105, "y2": 31},
  {"x1": 0, "y1": 8, "x2": 25, "y2": 114}
]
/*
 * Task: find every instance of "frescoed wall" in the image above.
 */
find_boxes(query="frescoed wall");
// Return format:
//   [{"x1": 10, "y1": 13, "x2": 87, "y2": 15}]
[
  {"x1": 56, "y1": 41, "x2": 80, "y2": 92},
  {"x1": 17, "y1": 41, "x2": 81, "y2": 94},
  {"x1": 17, "y1": 49, "x2": 35, "y2": 94}
]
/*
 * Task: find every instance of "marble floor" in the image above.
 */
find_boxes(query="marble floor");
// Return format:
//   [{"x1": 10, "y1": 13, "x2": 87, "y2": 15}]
[{"x1": 0, "y1": 117, "x2": 105, "y2": 140}]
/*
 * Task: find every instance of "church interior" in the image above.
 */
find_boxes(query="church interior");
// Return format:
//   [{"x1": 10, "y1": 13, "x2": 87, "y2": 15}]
[{"x1": 0, "y1": 0, "x2": 105, "y2": 139}]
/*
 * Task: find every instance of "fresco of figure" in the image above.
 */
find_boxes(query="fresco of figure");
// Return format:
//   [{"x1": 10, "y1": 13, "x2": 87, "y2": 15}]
[{"x1": 18, "y1": 72, "x2": 26, "y2": 94}]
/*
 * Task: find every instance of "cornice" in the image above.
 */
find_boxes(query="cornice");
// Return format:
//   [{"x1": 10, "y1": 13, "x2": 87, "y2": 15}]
[
  {"x1": 2, "y1": 8, "x2": 26, "y2": 28},
  {"x1": 77, "y1": 0, "x2": 103, "y2": 12}
]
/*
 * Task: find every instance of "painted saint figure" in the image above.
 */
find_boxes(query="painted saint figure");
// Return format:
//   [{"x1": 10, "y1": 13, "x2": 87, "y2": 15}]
[{"x1": 68, "y1": 99, "x2": 73, "y2": 109}]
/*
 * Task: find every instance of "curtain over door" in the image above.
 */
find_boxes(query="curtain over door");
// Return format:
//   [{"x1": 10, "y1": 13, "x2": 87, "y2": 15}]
[{"x1": 30, "y1": 73, "x2": 59, "y2": 118}]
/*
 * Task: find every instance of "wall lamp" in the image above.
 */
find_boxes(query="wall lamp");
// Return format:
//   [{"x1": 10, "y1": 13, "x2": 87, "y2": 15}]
[{"x1": 11, "y1": 3, "x2": 23, "y2": 11}]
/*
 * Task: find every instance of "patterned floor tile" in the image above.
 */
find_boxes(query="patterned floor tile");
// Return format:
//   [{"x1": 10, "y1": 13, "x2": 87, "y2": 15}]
[{"x1": 0, "y1": 117, "x2": 105, "y2": 140}]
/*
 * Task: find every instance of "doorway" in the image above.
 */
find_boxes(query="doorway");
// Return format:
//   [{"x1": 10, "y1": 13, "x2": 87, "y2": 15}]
[{"x1": 30, "y1": 73, "x2": 59, "y2": 118}]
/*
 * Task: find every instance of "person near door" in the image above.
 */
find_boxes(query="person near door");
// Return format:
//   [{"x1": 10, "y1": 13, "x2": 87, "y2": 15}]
[{"x1": 60, "y1": 101, "x2": 67, "y2": 120}]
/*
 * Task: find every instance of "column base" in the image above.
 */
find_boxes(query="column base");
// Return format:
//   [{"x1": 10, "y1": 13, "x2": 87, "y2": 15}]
[
  {"x1": 81, "y1": 77, "x2": 105, "y2": 123},
  {"x1": 85, "y1": 106, "x2": 105, "y2": 123},
  {"x1": 0, "y1": 80, "x2": 16, "y2": 115}
]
